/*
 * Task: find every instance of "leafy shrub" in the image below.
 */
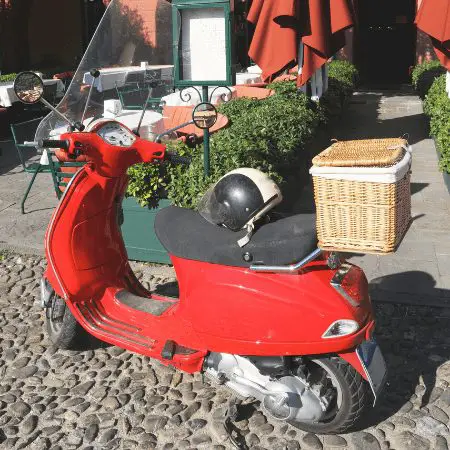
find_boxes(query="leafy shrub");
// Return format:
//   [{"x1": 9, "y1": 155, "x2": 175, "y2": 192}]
[
  {"x1": 319, "y1": 60, "x2": 358, "y2": 118},
  {"x1": 423, "y1": 75, "x2": 450, "y2": 173},
  {"x1": 126, "y1": 140, "x2": 192, "y2": 207},
  {"x1": 327, "y1": 60, "x2": 358, "y2": 89},
  {"x1": 411, "y1": 60, "x2": 445, "y2": 98},
  {"x1": 0, "y1": 73, "x2": 17, "y2": 82},
  {"x1": 166, "y1": 91, "x2": 321, "y2": 209},
  {"x1": 127, "y1": 61, "x2": 359, "y2": 209}
]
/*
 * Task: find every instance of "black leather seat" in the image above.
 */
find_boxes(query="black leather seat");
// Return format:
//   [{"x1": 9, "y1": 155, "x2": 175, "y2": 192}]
[{"x1": 155, "y1": 206, "x2": 317, "y2": 268}]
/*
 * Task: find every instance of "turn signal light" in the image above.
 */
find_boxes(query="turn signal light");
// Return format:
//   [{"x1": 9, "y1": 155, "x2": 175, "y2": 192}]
[{"x1": 322, "y1": 319, "x2": 360, "y2": 339}]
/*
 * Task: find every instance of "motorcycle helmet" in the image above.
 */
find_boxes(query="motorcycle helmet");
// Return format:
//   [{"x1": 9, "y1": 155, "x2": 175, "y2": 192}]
[{"x1": 198, "y1": 168, "x2": 282, "y2": 246}]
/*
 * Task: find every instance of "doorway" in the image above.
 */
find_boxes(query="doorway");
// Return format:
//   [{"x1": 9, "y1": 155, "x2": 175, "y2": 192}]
[{"x1": 356, "y1": 0, "x2": 416, "y2": 86}]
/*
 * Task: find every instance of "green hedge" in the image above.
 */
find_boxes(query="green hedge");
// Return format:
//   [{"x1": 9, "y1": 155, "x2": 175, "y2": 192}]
[
  {"x1": 423, "y1": 75, "x2": 450, "y2": 173},
  {"x1": 0, "y1": 73, "x2": 17, "y2": 83},
  {"x1": 411, "y1": 60, "x2": 446, "y2": 98},
  {"x1": 126, "y1": 61, "x2": 358, "y2": 209}
]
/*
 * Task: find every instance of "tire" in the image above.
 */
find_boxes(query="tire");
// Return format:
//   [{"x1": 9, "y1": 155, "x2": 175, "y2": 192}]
[
  {"x1": 288, "y1": 356, "x2": 371, "y2": 434},
  {"x1": 45, "y1": 294, "x2": 91, "y2": 350}
]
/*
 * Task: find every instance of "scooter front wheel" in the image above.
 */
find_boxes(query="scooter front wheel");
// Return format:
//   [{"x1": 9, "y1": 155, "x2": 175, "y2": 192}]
[
  {"x1": 287, "y1": 356, "x2": 371, "y2": 434},
  {"x1": 45, "y1": 294, "x2": 91, "y2": 350}
]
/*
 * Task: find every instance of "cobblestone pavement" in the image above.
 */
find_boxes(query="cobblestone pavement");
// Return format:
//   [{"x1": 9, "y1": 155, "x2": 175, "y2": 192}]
[{"x1": 0, "y1": 253, "x2": 449, "y2": 449}]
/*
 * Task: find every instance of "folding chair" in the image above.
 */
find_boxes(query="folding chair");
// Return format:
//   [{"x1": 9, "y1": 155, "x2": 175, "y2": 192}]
[
  {"x1": 10, "y1": 117, "x2": 53, "y2": 213},
  {"x1": 10, "y1": 117, "x2": 86, "y2": 213},
  {"x1": 116, "y1": 82, "x2": 165, "y2": 113}
]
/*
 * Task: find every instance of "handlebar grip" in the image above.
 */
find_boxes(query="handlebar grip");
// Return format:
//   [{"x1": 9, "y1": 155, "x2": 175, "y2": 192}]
[
  {"x1": 38, "y1": 139, "x2": 70, "y2": 150},
  {"x1": 166, "y1": 152, "x2": 191, "y2": 166}
]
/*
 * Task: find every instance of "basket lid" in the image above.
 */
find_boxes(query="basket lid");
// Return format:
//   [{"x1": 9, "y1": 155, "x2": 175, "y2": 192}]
[{"x1": 312, "y1": 138, "x2": 409, "y2": 167}]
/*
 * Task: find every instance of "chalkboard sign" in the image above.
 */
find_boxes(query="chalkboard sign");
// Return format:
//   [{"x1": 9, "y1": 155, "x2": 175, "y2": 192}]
[{"x1": 172, "y1": 1, "x2": 235, "y2": 87}]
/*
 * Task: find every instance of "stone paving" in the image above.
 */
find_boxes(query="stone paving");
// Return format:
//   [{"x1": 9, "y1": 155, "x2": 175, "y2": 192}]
[{"x1": 0, "y1": 252, "x2": 449, "y2": 450}]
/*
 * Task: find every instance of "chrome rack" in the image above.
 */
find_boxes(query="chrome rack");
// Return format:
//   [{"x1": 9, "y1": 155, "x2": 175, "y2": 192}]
[{"x1": 249, "y1": 248, "x2": 323, "y2": 274}]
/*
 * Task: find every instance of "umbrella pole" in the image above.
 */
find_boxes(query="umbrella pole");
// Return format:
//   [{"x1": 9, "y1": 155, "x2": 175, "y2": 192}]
[{"x1": 202, "y1": 85, "x2": 210, "y2": 177}]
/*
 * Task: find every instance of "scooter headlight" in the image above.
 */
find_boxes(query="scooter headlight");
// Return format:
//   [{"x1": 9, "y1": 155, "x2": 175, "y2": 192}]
[{"x1": 322, "y1": 319, "x2": 359, "y2": 339}]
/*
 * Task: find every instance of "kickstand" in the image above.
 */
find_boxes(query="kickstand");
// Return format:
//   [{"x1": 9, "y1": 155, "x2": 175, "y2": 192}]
[{"x1": 223, "y1": 398, "x2": 249, "y2": 450}]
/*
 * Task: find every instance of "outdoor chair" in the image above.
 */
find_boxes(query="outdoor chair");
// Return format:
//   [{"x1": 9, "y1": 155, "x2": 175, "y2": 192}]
[
  {"x1": 10, "y1": 117, "x2": 86, "y2": 213},
  {"x1": 116, "y1": 82, "x2": 164, "y2": 112}
]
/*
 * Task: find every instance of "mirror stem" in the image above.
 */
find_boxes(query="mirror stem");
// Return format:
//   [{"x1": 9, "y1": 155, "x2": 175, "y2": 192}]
[
  {"x1": 154, "y1": 120, "x2": 194, "y2": 143},
  {"x1": 81, "y1": 79, "x2": 97, "y2": 126},
  {"x1": 136, "y1": 89, "x2": 153, "y2": 136},
  {"x1": 40, "y1": 98, "x2": 74, "y2": 128}
]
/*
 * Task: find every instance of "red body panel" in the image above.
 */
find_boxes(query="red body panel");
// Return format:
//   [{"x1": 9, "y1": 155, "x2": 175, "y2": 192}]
[{"x1": 44, "y1": 128, "x2": 374, "y2": 376}]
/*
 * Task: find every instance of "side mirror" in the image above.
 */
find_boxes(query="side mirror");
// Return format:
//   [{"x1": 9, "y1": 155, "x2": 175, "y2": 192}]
[
  {"x1": 13, "y1": 71, "x2": 44, "y2": 104},
  {"x1": 192, "y1": 102, "x2": 218, "y2": 130}
]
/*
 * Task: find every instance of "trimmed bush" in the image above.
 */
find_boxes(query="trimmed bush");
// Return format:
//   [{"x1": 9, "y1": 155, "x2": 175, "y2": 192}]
[
  {"x1": 411, "y1": 60, "x2": 446, "y2": 98},
  {"x1": 0, "y1": 73, "x2": 17, "y2": 82},
  {"x1": 423, "y1": 75, "x2": 450, "y2": 173},
  {"x1": 126, "y1": 61, "x2": 359, "y2": 209},
  {"x1": 327, "y1": 60, "x2": 359, "y2": 89}
]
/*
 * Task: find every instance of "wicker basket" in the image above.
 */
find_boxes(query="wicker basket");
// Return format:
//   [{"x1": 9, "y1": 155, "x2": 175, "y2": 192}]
[{"x1": 310, "y1": 139, "x2": 412, "y2": 254}]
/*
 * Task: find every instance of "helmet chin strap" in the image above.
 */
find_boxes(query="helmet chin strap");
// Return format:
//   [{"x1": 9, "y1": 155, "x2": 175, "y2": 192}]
[{"x1": 238, "y1": 222, "x2": 255, "y2": 247}]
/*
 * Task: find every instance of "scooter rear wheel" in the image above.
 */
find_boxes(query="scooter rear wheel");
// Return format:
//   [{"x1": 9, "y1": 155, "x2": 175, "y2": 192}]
[
  {"x1": 45, "y1": 294, "x2": 91, "y2": 350},
  {"x1": 287, "y1": 356, "x2": 371, "y2": 434}
]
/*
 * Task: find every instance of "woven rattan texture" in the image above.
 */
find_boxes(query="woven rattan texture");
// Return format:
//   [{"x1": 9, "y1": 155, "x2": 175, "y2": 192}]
[
  {"x1": 313, "y1": 173, "x2": 411, "y2": 253},
  {"x1": 312, "y1": 138, "x2": 408, "y2": 167}
]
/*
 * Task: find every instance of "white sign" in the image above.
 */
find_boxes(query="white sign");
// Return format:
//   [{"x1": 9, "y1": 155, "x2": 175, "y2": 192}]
[{"x1": 180, "y1": 8, "x2": 227, "y2": 82}]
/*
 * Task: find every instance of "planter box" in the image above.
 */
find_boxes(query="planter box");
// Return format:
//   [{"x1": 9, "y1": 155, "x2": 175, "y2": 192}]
[{"x1": 121, "y1": 197, "x2": 171, "y2": 264}]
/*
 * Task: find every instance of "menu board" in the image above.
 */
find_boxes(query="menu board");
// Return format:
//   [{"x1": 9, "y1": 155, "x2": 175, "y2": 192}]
[{"x1": 178, "y1": 7, "x2": 230, "y2": 85}]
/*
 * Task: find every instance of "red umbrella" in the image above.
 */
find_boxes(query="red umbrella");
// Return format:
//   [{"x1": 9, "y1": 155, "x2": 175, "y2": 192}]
[
  {"x1": 247, "y1": 0, "x2": 355, "y2": 86},
  {"x1": 415, "y1": 0, "x2": 450, "y2": 70}
]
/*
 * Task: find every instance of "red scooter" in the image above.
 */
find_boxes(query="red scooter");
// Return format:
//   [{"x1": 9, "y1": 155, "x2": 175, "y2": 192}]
[{"x1": 14, "y1": 0, "x2": 386, "y2": 434}]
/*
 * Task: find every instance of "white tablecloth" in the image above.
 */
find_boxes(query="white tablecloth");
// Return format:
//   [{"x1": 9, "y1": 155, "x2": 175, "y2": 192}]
[
  {"x1": 0, "y1": 79, "x2": 64, "y2": 108},
  {"x1": 235, "y1": 72, "x2": 263, "y2": 85},
  {"x1": 83, "y1": 65, "x2": 174, "y2": 93}
]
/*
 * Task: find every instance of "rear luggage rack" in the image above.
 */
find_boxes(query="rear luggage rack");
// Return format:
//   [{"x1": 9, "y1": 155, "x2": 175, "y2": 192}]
[{"x1": 249, "y1": 248, "x2": 322, "y2": 273}]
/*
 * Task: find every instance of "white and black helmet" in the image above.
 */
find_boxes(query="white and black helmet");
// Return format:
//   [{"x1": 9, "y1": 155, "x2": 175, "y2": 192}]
[{"x1": 198, "y1": 168, "x2": 282, "y2": 245}]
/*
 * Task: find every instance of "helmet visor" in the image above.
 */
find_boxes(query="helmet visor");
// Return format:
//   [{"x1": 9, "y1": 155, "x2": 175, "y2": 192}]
[{"x1": 197, "y1": 183, "x2": 229, "y2": 227}]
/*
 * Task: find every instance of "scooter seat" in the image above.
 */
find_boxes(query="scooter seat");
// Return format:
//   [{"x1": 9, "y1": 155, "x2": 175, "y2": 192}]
[{"x1": 155, "y1": 206, "x2": 317, "y2": 268}]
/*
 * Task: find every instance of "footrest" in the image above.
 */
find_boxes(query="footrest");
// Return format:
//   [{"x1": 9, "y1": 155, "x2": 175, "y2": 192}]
[{"x1": 115, "y1": 290, "x2": 173, "y2": 316}]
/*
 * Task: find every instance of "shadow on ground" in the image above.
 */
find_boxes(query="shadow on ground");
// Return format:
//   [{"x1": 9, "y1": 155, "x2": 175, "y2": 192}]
[{"x1": 362, "y1": 271, "x2": 450, "y2": 429}]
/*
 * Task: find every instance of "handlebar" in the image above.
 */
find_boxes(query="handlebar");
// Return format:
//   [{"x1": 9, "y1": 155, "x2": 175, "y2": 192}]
[
  {"x1": 38, "y1": 139, "x2": 70, "y2": 149},
  {"x1": 165, "y1": 152, "x2": 191, "y2": 166},
  {"x1": 22, "y1": 139, "x2": 70, "y2": 150}
]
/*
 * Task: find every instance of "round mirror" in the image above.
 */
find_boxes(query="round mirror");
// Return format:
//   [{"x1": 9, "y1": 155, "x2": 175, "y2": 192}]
[
  {"x1": 13, "y1": 71, "x2": 44, "y2": 104},
  {"x1": 192, "y1": 102, "x2": 218, "y2": 130}
]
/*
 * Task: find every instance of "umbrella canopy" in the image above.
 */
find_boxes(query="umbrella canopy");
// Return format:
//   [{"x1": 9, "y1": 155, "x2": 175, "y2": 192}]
[
  {"x1": 415, "y1": 0, "x2": 450, "y2": 70},
  {"x1": 247, "y1": 0, "x2": 355, "y2": 86}
]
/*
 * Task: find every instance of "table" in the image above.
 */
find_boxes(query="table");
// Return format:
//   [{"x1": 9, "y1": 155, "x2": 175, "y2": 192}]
[
  {"x1": 0, "y1": 79, "x2": 65, "y2": 108},
  {"x1": 246, "y1": 65, "x2": 263, "y2": 75},
  {"x1": 83, "y1": 65, "x2": 174, "y2": 93}
]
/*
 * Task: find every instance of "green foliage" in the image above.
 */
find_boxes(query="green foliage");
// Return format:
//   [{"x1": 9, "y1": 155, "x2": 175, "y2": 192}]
[
  {"x1": 412, "y1": 60, "x2": 443, "y2": 89},
  {"x1": 319, "y1": 60, "x2": 359, "y2": 118},
  {"x1": 166, "y1": 90, "x2": 321, "y2": 209},
  {"x1": 423, "y1": 75, "x2": 450, "y2": 173},
  {"x1": 126, "y1": 140, "x2": 193, "y2": 208},
  {"x1": 327, "y1": 60, "x2": 358, "y2": 89},
  {"x1": 411, "y1": 60, "x2": 445, "y2": 98},
  {"x1": 0, "y1": 73, "x2": 17, "y2": 82},
  {"x1": 127, "y1": 61, "x2": 359, "y2": 209}
]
